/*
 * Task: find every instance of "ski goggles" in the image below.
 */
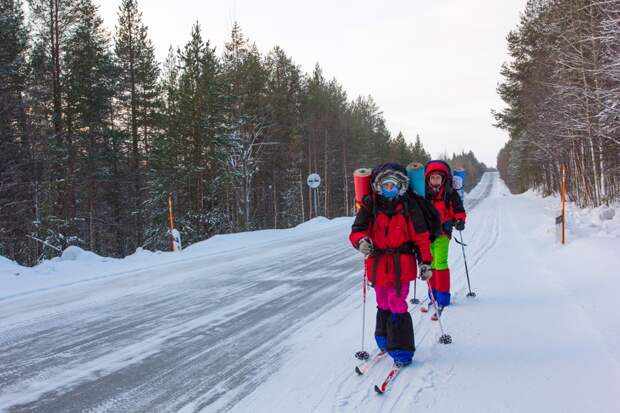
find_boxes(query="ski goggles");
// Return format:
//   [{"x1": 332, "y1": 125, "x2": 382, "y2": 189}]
[{"x1": 372, "y1": 170, "x2": 409, "y2": 196}]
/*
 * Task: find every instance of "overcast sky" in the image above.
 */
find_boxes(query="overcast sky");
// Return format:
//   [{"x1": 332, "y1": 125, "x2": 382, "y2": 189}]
[{"x1": 95, "y1": 0, "x2": 526, "y2": 167}]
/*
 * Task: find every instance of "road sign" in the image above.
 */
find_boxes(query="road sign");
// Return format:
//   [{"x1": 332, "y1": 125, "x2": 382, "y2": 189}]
[{"x1": 307, "y1": 173, "x2": 321, "y2": 189}]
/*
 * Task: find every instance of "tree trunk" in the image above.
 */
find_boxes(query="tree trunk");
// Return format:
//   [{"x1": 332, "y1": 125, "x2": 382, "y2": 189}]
[
  {"x1": 343, "y1": 137, "x2": 349, "y2": 216},
  {"x1": 272, "y1": 170, "x2": 278, "y2": 229},
  {"x1": 323, "y1": 130, "x2": 328, "y2": 218}
]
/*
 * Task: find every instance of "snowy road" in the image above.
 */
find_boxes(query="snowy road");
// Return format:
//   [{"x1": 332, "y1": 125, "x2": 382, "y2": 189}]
[
  {"x1": 229, "y1": 172, "x2": 620, "y2": 413},
  {"x1": 0, "y1": 175, "x2": 495, "y2": 412},
  {"x1": 1, "y1": 218, "x2": 363, "y2": 411},
  {"x1": 3, "y1": 172, "x2": 617, "y2": 412}
]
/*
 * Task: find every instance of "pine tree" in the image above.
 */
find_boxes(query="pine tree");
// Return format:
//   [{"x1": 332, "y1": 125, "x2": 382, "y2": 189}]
[
  {"x1": 388, "y1": 132, "x2": 412, "y2": 165},
  {"x1": 222, "y1": 22, "x2": 270, "y2": 230},
  {"x1": 26, "y1": 0, "x2": 93, "y2": 257},
  {"x1": 145, "y1": 47, "x2": 181, "y2": 250},
  {"x1": 263, "y1": 46, "x2": 304, "y2": 228},
  {"x1": 150, "y1": 23, "x2": 228, "y2": 244},
  {"x1": 0, "y1": 0, "x2": 34, "y2": 263},
  {"x1": 62, "y1": 0, "x2": 116, "y2": 253},
  {"x1": 411, "y1": 134, "x2": 430, "y2": 164},
  {"x1": 114, "y1": 0, "x2": 160, "y2": 249}
]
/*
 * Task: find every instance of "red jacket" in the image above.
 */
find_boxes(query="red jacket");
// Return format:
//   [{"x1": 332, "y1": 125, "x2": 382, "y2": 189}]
[
  {"x1": 424, "y1": 160, "x2": 466, "y2": 234},
  {"x1": 429, "y1": 189, "x2": 466, "y2": 226},
  {"x1": 350, "y1": 194, "x2": 432, "y2": 288}
]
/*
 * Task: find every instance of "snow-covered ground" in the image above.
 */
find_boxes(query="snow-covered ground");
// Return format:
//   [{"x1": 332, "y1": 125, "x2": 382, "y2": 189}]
[{"x1": 1, "y1": 173, "x2": 619, "y2": 412}]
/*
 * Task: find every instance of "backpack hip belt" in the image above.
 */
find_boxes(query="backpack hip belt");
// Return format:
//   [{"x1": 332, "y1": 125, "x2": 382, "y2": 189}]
[{"x1": 370, "y1": 242, "x2": 415, "y2": 295}]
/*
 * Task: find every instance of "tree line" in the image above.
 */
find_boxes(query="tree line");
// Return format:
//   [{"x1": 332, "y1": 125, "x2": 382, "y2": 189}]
[
  {"x1": 495, "y1": 0, "x2": 620, "y2": 207},
  {"x1": 1, "y1": 0, "x2": 484, "y2": 266}
]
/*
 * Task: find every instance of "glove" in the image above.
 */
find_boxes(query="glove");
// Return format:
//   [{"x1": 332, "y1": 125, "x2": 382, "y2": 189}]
[
  {"x1": 357, "y1": 237, "x2": 374, "y2": 256},
  {"x1": 418, "y1": 263, "x2": 432, "y2": 281},
  {"x1": 455, "y1": 219, "x2": 465, "y2": 231},
  {"x1": 442, "y1": 221, "x2": 454, "y2": 234}
]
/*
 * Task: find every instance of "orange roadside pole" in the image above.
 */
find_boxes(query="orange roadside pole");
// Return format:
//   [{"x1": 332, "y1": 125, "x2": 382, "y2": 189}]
[
  {"x1": 561, "y1": 165, "x2": 566, "y2": 244},
  {"x1": 168, "y1": 193, "x2": 176, "y2": 252}
]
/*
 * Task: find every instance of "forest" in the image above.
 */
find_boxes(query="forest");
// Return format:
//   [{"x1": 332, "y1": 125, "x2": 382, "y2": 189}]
[
  {"x1": 495, "y1": 0, "x2": 620, "y2": 207},
  {"x1": 1, "y1": 0, "x2": 486, "y2": 265}
]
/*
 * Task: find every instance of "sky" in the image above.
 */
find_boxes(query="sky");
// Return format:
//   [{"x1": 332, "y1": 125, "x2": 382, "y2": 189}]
[{"x1": 94, "y1": 0, "x2": 526, "y2": 167}]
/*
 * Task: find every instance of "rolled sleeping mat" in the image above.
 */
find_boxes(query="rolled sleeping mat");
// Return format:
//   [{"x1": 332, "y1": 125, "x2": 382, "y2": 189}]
[
  {"x1": 406, "y1": 162, "x2": 425, "y2": 196},
  {"x1": 353, "y1": 168, "x2": 372, "y2": 212}
]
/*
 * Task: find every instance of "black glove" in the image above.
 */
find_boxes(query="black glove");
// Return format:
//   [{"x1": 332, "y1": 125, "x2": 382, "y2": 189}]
[
  {"x1": 357, "y1": 237, "x2": 374, "y2": 256},
  {"x1": 455, "y1": 219, "x2": 465, "y2": 231},
  {"x1": 442, "y1": 221, "x2": 454, "y2": 234}
]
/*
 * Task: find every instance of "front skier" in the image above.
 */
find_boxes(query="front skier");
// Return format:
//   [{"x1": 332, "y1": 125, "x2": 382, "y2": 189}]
[
  {"x1": 350, "y1": 163, "x2": 433, "y2": 367},
  {"x1": 423, "y1": 160, "x2": 467, "y2": 318}
]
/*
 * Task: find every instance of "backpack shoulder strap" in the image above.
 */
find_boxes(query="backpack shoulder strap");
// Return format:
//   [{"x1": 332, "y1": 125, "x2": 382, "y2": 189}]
[
  {"x1": 408, "y1": 192, "x2": 442, "y2": 240},
  {"x1": 403, "y1": 192, "x2": 428, "y2": 233},
  {"x1": 360, "y1": 194, "x2": 374, "y2": 212},
  {"x1": 401, "y1": 194, "x2": 410, "y2": 218}
]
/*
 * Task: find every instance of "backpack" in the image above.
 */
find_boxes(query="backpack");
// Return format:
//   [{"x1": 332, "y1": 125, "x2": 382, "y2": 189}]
[
  {"x1": 406, "y1": 190, "x2": 442, "y2": 242},
  {"x1": 361, "y1": 190, "x2": 442, "y2": 243}
]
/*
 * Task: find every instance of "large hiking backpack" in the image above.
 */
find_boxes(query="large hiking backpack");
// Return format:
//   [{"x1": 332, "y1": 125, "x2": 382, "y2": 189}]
[
  {"x1": 406, "y1": 190, "x2": 442, "y2": 242},
  {"x1": 357, "y1": 161, "x2": 441, "y2": 242},
  {"x1": 361, "y1": 190, "x2": 441, "y2": 243}
]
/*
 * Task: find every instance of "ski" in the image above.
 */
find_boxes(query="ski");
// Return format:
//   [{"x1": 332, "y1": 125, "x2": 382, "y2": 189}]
[
  {"x1": 355, "y1": 350, "x2": 387, "y2": 375},
  {"x1": 374, "y1": 364, "x2": 404, "y2": 394}
]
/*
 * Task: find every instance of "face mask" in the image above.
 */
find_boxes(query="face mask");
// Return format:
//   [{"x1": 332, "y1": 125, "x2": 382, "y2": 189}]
[{"x1": 381, "y1": 184, "x2": 400, "y2": 198}]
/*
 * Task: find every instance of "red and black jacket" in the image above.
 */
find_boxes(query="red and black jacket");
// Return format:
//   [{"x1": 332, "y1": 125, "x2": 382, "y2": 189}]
[
  {"x1": 424, "y1": 160, "x2": 466, "y2": 235},
  {"x1": 350, "y1": 193, "x2": 432, "y2": 292}
]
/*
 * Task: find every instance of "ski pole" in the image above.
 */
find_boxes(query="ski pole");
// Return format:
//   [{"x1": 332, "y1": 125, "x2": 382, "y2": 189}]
[
  {"x1": 410, "y1": 247, "x2": 421, "y2": 305},
  {"x1": 410, "y1": 279, "x2": 420, "y2": 305},
  {"x1": 355, "y1": 269, "x2": 370, "y2": 360},
  {"x1": 427, "y1": 281, "x2": 452, "y2": 344},
  {"x1": 457, "y1": 230, "x2": 476, "y2": 297}
]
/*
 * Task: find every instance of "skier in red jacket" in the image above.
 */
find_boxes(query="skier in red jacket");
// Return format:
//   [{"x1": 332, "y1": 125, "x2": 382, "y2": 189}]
[
  {"x1": 423, "y1": 160, "x2": 466, "y2": 317},
  {"x1": 350, "y1": 163, "x2": 433, "y2": 366}
]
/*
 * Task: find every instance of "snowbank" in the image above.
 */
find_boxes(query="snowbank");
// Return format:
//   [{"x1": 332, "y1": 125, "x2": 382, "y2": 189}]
[
  {"x1": 0, "y1": 256, "x2": 21, "y2": 275},
  {"x1": 518, "y1": 189, "x2": 620, "y2": 240},
  {"x1": 58, "y1": 246, "x2": 108, "y2": 262},
  {"x1": 0, "y1": 216, "x2": 350, "y2": 301}
]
